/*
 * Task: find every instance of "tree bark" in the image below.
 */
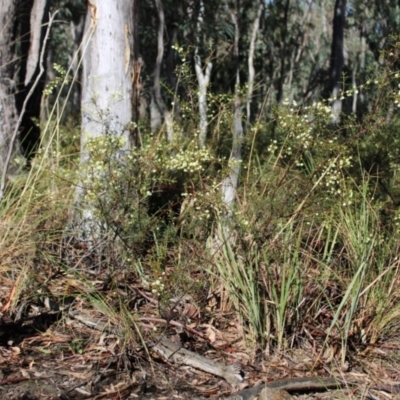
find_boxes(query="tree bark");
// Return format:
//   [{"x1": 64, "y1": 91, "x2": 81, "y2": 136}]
[
  {"x1": 195, "y1": 0, "x2": 212, "y2": 148},
  {"x1": 246, "y1": 0, "x2": 263, "y2": 125},
  {"x1": 15, "y1": 0, "x2": 49, "y2": 159},
  {"x1": 329, "y1": 0, "x2": 347, "y2": 124},
  {"x1": 0, "y1": 0, "x2": 49, "y2": 182},
  {"x1": 0, "y1": 0, "x2": 21, "y2": 176},
  {"x1": 153, "y1": 0, "x2": 174, "y2": 141},
  {"x1": 276, "y1": 0, "x2": 290, "y2": 104},
  {"x1": 70, "y1": 13, "x2": 86, "y2": 116},
  {"x1": 222, "y1": 1, "x2": 243, "y2": 210},
  {"x1": 76, "y1": 0, "x2": 135, "y2": 239},
  {"x1": 130, "y1": 0, "x2": 141, "y2": 148}
]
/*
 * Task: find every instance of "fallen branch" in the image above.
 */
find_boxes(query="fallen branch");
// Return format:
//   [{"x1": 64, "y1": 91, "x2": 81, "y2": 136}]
[
  {"x1": 68, "y1": 310, "x2": 243, "y2": 386},
  {"x1": 151, "y1": 336, "x2": 244, "y2": 386}
]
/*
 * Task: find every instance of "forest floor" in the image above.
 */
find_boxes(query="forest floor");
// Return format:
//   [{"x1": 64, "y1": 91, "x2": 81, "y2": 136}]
[{"x1": 0, "y1": 248, "x2": 399, "y2": 400}]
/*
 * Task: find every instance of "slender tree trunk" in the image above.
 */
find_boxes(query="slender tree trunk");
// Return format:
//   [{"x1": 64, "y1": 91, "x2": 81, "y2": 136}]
[
  {"x1": 329, "y1": 0, "x2": 347, "y2": 124},
  {"x1": 276, "y1": 0, "x2": 290, "y2": 104},
  {"x1": 351, "y1": 60, "x2": 358, "y2": 113},
  {"x1": 222, "y1": 1, "x2": 243, "y2": 210},
  {"x1": 76, "y1": 0, "x2": 135, "y2": 240},
  {"x1": 286, "y1": 49, "x2": 295, "y2": 102},
  {"x1": 195, "y1": 0, "x2": 212, "y2": 148},
  {"x1": 130, "y1": 0, "x2": 141, "y2": 148},
  {"x1": 153, "y1": 0, "x2": 174, "y2": 141},
  {"x1": 246, "y1": 0, "x2": 263, "y2": 125},
  {"x1": 150, "y1": 94, "x2": 162, "y2": 132},
  {"x1": 41, "y1": 10, "x2": 86, "y2": 123},
  {"x1": 15, "y1": 0, "x2": 50, "y2": 159},
  {"x1": 0, "y1": 0, "x2": 21, "y2": 176},
  {"x1": 321, "y1": 0, "x2": 328, "y2": 37},
  {"x1": 0, "y1": 0, "x2": 49, "y2": 180},
  {"x1": 70, "y1": 14, "x2": 86, "y2": 116},
  {"x1": 358, "y1": 28, "x2": 366, "y2": 109}
]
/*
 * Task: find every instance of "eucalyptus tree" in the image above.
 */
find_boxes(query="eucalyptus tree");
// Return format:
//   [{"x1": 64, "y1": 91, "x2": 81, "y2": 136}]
[
  {"x1": 0, "y1": 0, "x2": 21, "y2": 178},
  {"x1": 329, "y1": 0, "x2": 346, "y2": 123},
  {"x1": 76, "y1": 0, "x2": 136, "y2": 238},
  {"x1": 152, "y1": 0, "x2": 174, "y2": 140},
  {"x1": 16, "y1": 0, "x2": 50, "y2": 157},
  {"x1": 194, "y1": 0, "x2": 213, "y2": 148},
  {"x1": 246, "y1": 0, "x2": 263, "y2": 124},
  {"x1": 275, "y1": 0, "x2": 291, "y2": 104},
  {"x1": 0, "y1": 0, "x2": 50, "y2": 199},
  {"x1": 221, "y1": 0, "x2": 244, "y2": 211}
]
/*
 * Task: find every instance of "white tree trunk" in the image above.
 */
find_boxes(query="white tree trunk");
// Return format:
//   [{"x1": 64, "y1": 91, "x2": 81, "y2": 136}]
[
  {"x1": 25, "y1": 0, "x2": 47, "y2": 85},
  {"x1": 76, "y1": 0, "x2": 134, "y2": 239},
  {"x1": 222, "y1": 99, "x2": 243, "y2": 209},
  {"x1": 331, "y1": 87, "x2": 342, "y2": 124},
  {"x1": 150, "y1": 94, "x2": 162, "y2": 133},
  {"x1": 352, "y1": 60, "x2": 358, "y2": 114},
  {"x1": 81, "y1": 1, "x2": 133, "y2": 149},
  {"x1": 246, "y1": 0, "x2": 263, "y2": 125},
  {"x1": 195, "y1": 56, "x2": 212, "y2": 148},
  {"x1": 195, "y1": 0, "x2": 212, "y2": 148}
]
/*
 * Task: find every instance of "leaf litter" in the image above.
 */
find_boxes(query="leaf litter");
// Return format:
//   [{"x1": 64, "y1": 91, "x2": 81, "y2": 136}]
[{"x1": 0, "y1": 243, "x2": 399, "y2": 400}]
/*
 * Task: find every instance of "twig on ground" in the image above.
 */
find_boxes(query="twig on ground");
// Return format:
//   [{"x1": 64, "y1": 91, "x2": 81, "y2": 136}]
[{"x1": 0, "y1": 275, "x2": 20, "y2": 312}]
